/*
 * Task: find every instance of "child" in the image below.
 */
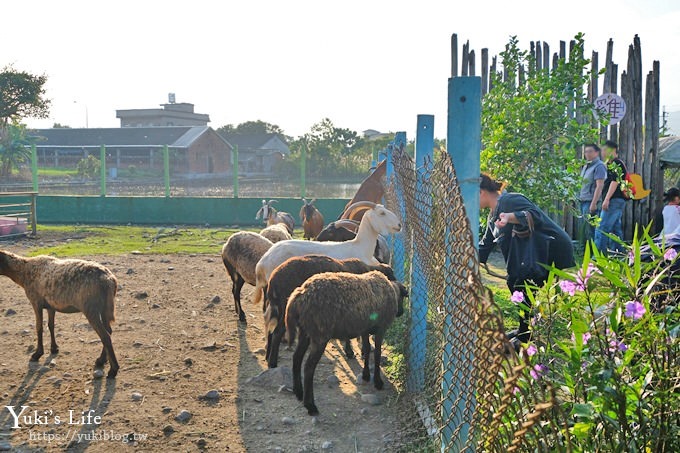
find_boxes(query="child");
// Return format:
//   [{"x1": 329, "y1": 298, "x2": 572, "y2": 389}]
[{"x1": 662, "y1": 187, "x2": 680, "y2": 235}]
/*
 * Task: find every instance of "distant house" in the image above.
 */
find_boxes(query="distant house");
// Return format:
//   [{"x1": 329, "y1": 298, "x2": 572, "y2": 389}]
[
  {"x1": 116, "y1": 100, "x2": 210, "y2": 128},
  {"x1": 362, "y1": 129, "x2": 391, "y2": 141},
  {"x1": 220, "y1": 133, "x2": 290, "y2": 175},
  {"x1": 31, "y1": 126, "x2": 232, "y2": 175}
]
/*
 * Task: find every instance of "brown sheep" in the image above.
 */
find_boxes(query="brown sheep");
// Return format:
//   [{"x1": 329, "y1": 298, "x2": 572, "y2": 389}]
[
  {"x1": 339, "y1": 160, "x2": 386, "y2": 221},
  {"x1": 263, "y1": 255, "x2": 396, "y2": 368},
  {"x1": 286, "y1": 271, "x2": 407, "y2": 415},
  {"x1": 0, "y1": 250, "x2": 119, "y2": 378},
  {"x1": 221, "y1": 232, "x2": 273, "y2": 322},
  {"x1": 299, "y1": 198, "x2": 324, "y2": 240}
]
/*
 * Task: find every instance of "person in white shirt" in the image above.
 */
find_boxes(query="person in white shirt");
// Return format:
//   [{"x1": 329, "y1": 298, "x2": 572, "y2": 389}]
[{"x1": 662, "y1": 187, "x2": 680, "y2": 235}]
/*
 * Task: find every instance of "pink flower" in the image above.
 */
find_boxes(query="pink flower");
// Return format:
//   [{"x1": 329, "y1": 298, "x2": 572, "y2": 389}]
[
  {"x1": 624, "y1": 300, "x2": 646, "y2": 320},
  {"x1": 525, "y1": 344, "x2": 538, "y2": 356},
  {"x1": 510, "y1": 291, "x2": 525, "y2": 304},
  {"x1": 530, "y1": 364, "x2": 548, "y2": 380},
  {"x1": 512, "y1": 386, "x2": 520, "y2": 395},
  {"x1": 559, "y1": 280, "x2": 576, "y2": 296},
  {"x1": 582, "y1": 332, "x2": 591, "y2": 345},
  {"x1": 664, "y1": 248, "x2": 678, "y2": 261},
  {"x1": 576, "y1": 263, "x2": 599, "y2": 288},
  {"x1": 571, "y1": 332, "x2": 592, "y2": 345}
]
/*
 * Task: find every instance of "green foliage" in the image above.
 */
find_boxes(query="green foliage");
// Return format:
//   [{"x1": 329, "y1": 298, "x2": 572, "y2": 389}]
[
  {"x1": 0, "y1": 66, "x2": 50, "y2": 126},
  {"x1": 513, "y1": 230, "x2": 680, "y2": 451},
  {"x1": 216, "y1": 120, "x2": 285, "y2": 137},
  {"x1": 0, "y1": 123, "x2": 32, "y2": 177},
  {"x1": 76, "y1": 155, "x2": 101, "y2": 179},
  {"x1": 481, "y1": 34, "x2": 601, "y2": 211}
]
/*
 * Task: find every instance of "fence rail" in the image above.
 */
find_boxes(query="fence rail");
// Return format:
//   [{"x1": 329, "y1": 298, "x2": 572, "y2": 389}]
[{"x1": 0, "y1": 192, "x2": 37, "y2": 237}]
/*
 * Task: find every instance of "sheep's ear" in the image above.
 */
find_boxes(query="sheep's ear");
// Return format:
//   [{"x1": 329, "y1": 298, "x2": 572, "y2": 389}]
[{"x1": 269, "y1": 199, "x2": 278, "y2": 204}]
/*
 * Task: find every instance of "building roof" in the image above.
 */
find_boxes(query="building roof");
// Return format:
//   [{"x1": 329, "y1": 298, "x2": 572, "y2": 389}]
[
  {"x1": 220, "y1": 133, "x2": 286, "y2": 150},
  {"x1": 659, "y1": 136, "x2": 680, "y2": 167},
  {"x1": 29, "y1": 126, "x2": 227, "y2": 149}
]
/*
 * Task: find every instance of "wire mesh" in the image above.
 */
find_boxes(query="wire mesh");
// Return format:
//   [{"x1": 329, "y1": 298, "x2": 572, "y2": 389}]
[{"x1": 383, "y1": 148, "x2": 571, "y2": 452}]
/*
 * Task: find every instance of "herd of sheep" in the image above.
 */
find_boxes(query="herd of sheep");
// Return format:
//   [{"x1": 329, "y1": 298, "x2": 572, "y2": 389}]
[{"x1": 0, "y1": 189, "x2": 408, "y2": 417}]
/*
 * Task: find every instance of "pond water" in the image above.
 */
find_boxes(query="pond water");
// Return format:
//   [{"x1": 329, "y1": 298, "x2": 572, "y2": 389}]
[{"x1": 1, "y1": 179, "x2": 362, "y2": 199}]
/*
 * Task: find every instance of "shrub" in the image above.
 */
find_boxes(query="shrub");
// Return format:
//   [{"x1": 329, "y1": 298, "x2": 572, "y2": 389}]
[
  {"x1": 76, "y1": 155, "x2": 100, "y2": 179},
  {"x1": 513, "y1": 228, "x2": 680, "y2": 451}
]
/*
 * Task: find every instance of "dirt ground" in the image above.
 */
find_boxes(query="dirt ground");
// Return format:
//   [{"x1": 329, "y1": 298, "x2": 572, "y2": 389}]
[{"x1": 0, "y1": 235, "x2": 401, "y2": 452}]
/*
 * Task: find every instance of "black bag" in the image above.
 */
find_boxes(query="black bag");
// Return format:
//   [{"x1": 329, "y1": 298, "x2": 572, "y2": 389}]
[{"x1": 506, "y1": 211, "x2": 554, "y2": 284}]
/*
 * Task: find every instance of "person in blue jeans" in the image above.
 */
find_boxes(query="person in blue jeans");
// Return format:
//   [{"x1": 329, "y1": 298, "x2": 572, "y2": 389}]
[
  {"x1": 594, "y1": 140, "x2": 628, "y2": 254},
  {"x1": 578, "y1": 144, "x2": 607, "y2": 248}
]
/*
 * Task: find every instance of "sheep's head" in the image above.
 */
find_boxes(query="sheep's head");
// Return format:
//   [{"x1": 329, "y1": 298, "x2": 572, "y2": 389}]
[
  {"x1": 315, "y1": 220, "x2": 357, "y2": 242},
  {"x1": 256, "y1": 199, "x2": 277, "y2": 221},
  {"x1": 392, "y1": 281, "x2": 408, "y2": 317},
  {"x1": 346, "y1": 202, "x2": 401, "y2": 236},
  {"x1": 300, "y1": 198, "x2": 317, "y2": 222}
]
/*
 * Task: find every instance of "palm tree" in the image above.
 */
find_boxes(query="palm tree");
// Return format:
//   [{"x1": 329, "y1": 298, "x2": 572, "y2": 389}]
[{"x1": 0, "y1": 123, "x2": 31, "y2": 178}]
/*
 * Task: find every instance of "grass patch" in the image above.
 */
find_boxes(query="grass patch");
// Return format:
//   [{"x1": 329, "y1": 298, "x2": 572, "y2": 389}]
[
  {"x1": 38, "y1": 167, "x2": 78, "y2": 177},
  {"x1": 29, "y1": 224, "x2": 249, "y2": 257}
]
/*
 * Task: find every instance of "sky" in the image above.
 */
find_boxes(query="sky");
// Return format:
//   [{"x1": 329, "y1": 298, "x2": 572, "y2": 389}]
[{"x1": 3, "y1": 0, "x2": 679, "y2": 139}]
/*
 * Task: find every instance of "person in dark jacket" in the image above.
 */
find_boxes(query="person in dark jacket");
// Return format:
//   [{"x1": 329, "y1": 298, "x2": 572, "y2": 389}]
[
  {"x1": 478, "y1": 173, "x2": 575, "y2": 344},
  {"x1": 594, "y1": 140, "x2": 628, "y2": 255}
]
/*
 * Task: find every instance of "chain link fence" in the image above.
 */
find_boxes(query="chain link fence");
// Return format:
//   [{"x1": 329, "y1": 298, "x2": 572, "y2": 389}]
[{"x1": 383, "y1": 147, "x2": 571, "y2": 452}]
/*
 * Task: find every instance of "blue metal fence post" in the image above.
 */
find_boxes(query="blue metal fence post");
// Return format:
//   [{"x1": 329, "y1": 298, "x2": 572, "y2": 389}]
[
  {"x1": 442, "y1": 76, "x2": 481, "y2": 451},
  {"x1": 390, "y1": 132, "x2": 407, "y2": 282},
  {"x1": 407, "y1": 115, "x2": 434, "y2": 393}
]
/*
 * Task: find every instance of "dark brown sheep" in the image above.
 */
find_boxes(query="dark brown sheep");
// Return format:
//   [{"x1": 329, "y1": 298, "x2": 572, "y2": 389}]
[
  {"x1": 0, "y1": 250, "x2": 119, "y2": 377},
  {"x1": 263, "y1": 255, "x2": 395, "y2": 368},
  {"x1": 285, "y1": 271, "x2": 407, "y2": 415}
]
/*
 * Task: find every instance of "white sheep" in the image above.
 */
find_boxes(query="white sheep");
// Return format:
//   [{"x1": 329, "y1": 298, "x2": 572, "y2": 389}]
[
  {"x1": 285, "y1": 270, "x2": 407, "y2": 415},
  {"x1": 252, "y1": 202, "x2": 401, "y2": 307},
  {"x1": 221, "y1": 232, "x2": 274, "y2": 323},
  {"x1": 0, "y1": 250, "x2": 119, "y2": 377},
  {"x1": 259, "y1": 223, "x2": 292, "y2": 243}
]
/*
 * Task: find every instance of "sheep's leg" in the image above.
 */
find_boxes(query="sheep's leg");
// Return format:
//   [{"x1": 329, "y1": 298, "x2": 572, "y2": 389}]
[
  {"x1": 292, "y1": 333, "x2": 310, "y2": 401},
  {"x1": 47, "y1": 308, "x2": 58, "y2": 354},
  {"x1": 86, "y1": 311, "x2": 119, "y2": 378},
  {"x1": 344, "y1": 339, "x2": 355, "y2": 359},
  {"x1": 268, "y1": 324, "x2": 286, "y2": 369},
  {"x1": 95, "y1": 319, "x2": 112, "y2": 368},
  {"x1": 373, "y1": 334, "x2": 384, "y2": 390},
  {"x1": 303, "y1": 340, "x2": 327, "y2": 416},
  {"x1": 30, "y1": 305, "x2": 45, "y2": 362},
  {"x1": 361, "y1": 335, "x2": 371, "y2": 382},
  {"x1": 231, "y1": 274, "x2": 246, "y2": 323}
]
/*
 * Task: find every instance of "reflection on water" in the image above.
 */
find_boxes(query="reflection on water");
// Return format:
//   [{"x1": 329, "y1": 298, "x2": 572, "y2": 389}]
[{"x1": 1, "y1": 179, "x2": 361, "y2": 199}]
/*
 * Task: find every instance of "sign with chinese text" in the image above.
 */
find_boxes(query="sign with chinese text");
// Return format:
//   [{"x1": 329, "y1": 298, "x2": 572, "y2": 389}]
[{"x1": 594, "y1": 93, "x2": 627, "y2": 125}]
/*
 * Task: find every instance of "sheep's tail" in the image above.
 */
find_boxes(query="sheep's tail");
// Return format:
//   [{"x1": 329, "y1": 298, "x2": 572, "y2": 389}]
[
  {"x1": 253, "y1": 265, "x2": 265, "y2": 306},
  {"x1": 264, "y1": 304, "x2": 279, "y2": 334},
  {"x1": 285, "y1": 302, "x2": 298, "y2": 348}
]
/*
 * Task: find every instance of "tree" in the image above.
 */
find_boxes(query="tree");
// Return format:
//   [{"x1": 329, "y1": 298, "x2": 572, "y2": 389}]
[
  {"x1": 481, "y1": 34, "x2": 600, "y2": 211},
  {"x1": 216, "y1": 120, "x2": 285, "y2": 137},
  {"x1": 0, "y1": 123, "x2": 32, "y2": 178},
  {"x1": 0, "y1": 66, "x2": 50, "y2": 129}
]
